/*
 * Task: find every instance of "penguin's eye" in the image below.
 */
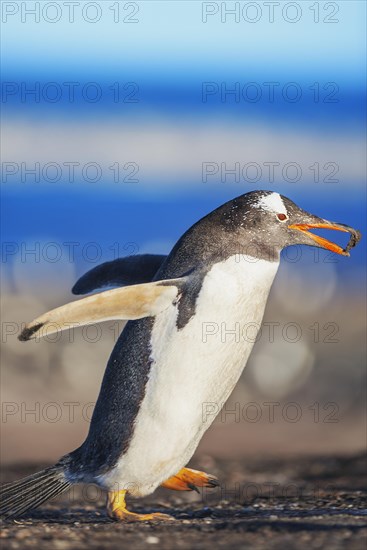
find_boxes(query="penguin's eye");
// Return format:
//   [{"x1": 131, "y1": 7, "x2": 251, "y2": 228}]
[{"x1": 276, "y1": 213, "x2": 288, "y2": 221}]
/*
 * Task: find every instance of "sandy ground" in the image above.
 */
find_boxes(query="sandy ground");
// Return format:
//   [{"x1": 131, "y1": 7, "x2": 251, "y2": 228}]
[{"x1": 1, "y1": 453, "x2": 366, "y2": 550}]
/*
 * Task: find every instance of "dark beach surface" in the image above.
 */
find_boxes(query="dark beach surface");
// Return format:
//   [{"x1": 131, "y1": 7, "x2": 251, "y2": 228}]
[{"x1": 1, "y1": 453, "x2": 366, "y2": 550}]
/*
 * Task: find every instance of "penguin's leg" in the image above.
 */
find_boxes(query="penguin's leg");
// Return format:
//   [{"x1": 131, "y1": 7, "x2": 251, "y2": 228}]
[
  {"x1": 161, "y1": 468, "x2": 219, "y2": 492},
  {"x1": 106, "y1": 490, "x2": 173, "y2": 522}
]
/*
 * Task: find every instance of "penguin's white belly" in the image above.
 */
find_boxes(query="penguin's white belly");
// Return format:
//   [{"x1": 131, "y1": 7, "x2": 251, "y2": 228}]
[{"x1": 100, "y1": 255, "x2": 279, "y2": 495}]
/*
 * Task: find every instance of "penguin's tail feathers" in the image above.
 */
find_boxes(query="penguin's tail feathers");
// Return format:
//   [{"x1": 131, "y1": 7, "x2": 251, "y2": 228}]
[{"x1": 0, "y1": 462, "x2": 72, "y2": 520}]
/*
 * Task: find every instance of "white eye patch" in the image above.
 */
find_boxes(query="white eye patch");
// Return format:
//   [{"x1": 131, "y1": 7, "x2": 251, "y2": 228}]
[{"x1": 254, "y1": 193, "x2": 287, "y2": 215}]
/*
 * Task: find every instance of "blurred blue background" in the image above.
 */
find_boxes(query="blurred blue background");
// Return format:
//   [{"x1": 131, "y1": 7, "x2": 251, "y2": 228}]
[
  {"x1": 1, "y1": 1, "x2": 366, "y2": 282},
  {"x1": 1, "y1": 1, "x2": 366, "y2": 463}
]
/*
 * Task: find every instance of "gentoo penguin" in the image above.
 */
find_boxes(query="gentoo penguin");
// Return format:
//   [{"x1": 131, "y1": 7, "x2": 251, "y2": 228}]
[{"x1": 1, "y1": 190, "x2": 361, "y2": 522}]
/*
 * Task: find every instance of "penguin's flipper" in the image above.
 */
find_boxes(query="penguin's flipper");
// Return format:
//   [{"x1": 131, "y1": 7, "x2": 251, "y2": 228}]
[
  {"x1": 72, "y1": 254, "x2": 167, "y2": 295},
  {"x1": 18, "y1": 279, "x2": 182, "y2": 341}
]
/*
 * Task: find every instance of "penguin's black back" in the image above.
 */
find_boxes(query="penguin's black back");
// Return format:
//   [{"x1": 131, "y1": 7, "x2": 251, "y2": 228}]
[{"x1": 69, "y1": 316, "x2": 155, "y2": 477}]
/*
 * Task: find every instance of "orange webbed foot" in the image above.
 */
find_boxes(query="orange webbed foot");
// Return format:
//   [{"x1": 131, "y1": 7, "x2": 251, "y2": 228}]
[
  {"x1": 161, "y1": 467, "x2": 219, "y2": 492},
  {"x1": 107, "y1": 490, "x2": 173, "y2": 523}
]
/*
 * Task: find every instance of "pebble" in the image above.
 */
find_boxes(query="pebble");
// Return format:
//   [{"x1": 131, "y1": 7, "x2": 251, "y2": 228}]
[{"x1": 146, "y1": 536, "x2": 160, "y2": 544}]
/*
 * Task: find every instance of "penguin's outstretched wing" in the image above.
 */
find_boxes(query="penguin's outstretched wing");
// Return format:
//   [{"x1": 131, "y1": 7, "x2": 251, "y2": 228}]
[
  {"x1": 19, "y1": 279, "x2": 182, "y2": 342},
  {"x1": 72, "y1": 254, "x2": 167, "y2": 295}
]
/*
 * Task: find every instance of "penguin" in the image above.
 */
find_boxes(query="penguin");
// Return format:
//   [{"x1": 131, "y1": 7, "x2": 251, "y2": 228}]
[{"x1": 1, "y1": 190, "x2": 361, "y2": 522}]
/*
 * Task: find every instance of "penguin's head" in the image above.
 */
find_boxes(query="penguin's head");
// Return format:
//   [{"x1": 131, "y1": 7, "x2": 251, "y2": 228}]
[{"x1": 225, "y1": 190, "x2": 361, "y2": 257}]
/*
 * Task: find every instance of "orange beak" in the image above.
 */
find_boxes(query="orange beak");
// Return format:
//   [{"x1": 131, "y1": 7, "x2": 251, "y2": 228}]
[{"x1": 288, "y1": 222, "x2": 361, "y2": 256}]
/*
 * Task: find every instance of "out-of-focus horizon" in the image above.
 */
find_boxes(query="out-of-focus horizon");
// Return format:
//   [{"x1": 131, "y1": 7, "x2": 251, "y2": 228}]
[{"x1": 1, "y1": 1, "x2": 366, "y2": 464}]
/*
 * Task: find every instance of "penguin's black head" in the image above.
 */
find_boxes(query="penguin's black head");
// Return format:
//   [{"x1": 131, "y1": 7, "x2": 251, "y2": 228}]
[{"x1": 219, "y1": 190, "x2": 361, "y2": 258}]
